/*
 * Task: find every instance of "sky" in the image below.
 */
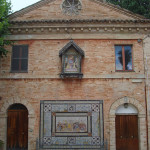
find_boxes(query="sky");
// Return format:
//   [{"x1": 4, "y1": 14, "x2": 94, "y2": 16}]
[{"x1": 10, "y1": 0, "x2": 40, "y2": 12}]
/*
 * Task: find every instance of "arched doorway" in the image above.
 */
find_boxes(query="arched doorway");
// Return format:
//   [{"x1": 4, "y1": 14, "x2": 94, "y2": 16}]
[
  {"x1": 115, "y1": 103, "x2": 139, "y2": 150},
  {"x1": 7, "y1": 103, "x2": 28, "y2": 150}
]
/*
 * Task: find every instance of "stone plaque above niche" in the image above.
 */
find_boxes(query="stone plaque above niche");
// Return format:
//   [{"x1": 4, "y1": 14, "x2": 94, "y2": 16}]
[{"x1": 40, "y1": 100, "x2": 104, "y2": 149}]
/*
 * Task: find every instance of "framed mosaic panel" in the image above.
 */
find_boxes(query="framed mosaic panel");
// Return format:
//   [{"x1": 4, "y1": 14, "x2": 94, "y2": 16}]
[{"x1": 40, "y1": 100, "x2": 104, "y2": 149}]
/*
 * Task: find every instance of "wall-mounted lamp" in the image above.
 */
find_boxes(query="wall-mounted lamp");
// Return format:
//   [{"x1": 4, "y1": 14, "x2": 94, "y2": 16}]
[
  {"x1": 124, "y1": 96, "x2": 128, "y2": 103},
  {"x1": 137, "y1": 39, "x2": 142, "y2": 43},
  {"x1": 124, "y1": 103, "x2": 128, "y2": 108}
]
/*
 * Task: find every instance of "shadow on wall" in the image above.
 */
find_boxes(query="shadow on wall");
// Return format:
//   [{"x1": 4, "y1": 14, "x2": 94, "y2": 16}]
[{"x1": 0, "y1": 140, "x2": 4, "y2": 150}]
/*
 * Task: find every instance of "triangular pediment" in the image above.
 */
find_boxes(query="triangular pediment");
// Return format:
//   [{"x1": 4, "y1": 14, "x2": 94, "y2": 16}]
[
  {"x1": 10, "y1": 0, "x2": 145, "y2": 21},
  {"x1": 59, "y1": 40, "x2": 85, "y2": 56}
]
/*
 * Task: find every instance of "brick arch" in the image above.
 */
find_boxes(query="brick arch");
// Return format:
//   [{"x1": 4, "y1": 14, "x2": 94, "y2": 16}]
[
  {"x1": 109, "y1": 97, "x2": 147, "y2": 150},
  {"x1": 0, "y1": 97, "x2": 36, "y2": 150},
  {"x1": 110, "y1": 97, "x2": 145, "y2": 116},
  {"x1": 0, "y1": 97, "x2": 35, "y2": 116}
]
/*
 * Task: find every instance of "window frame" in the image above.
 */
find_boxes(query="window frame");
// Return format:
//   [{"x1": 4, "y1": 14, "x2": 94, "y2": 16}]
[
  {"x1": 115, "y1": 45, "x2": 133, "y2": 72},
  {"x1": 11, "y1": 45, "x2": 29, "y2": 73}
]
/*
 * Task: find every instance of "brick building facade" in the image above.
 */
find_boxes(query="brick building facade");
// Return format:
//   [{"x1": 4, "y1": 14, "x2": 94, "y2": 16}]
[{"x1": 0, "y1": 0, "x2": 150, "y2": 150}]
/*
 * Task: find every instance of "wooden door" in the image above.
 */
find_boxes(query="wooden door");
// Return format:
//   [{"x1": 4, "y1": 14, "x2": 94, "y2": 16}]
[
  {"x1": 7, "y1": 108, "x2": 28, "y2": 150},
  {"x1": 116, "y1": 115, "x2": 139, "y2": 150}
]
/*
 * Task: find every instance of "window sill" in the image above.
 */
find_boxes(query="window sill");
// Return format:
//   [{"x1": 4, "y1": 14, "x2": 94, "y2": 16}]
[
  {"x1": 115, "y1": 70, "x2": 135, "y2": 72},
  {"x1": 10, "y1": 71, "x2": 28, "y2": 73},
  {"x1": 60, "y1": 73, "x2": 83, "y2": 79}
]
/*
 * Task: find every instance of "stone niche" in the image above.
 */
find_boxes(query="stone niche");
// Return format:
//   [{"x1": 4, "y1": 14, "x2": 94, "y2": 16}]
[
  {"x1": 39, "y1": 100, "x2": 104, "y2": 149},
  {"x1": 59, "y1": 40, "x2": 84, "y2": 79}
]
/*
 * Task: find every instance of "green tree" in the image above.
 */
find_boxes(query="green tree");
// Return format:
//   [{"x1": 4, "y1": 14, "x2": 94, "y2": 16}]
[
  {"x1": 106, "y1": 0, "x2": 150, "y2": 19},
  {"x1": 0, "y1": 0, "x2": 13, "y2": 58},
  {"x1": 118, "y1": 49, "x2": 132, "y2": 70}
]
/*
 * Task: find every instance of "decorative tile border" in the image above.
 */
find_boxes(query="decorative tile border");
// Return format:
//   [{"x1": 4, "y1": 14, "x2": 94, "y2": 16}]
[
  {"x1": 43, "y1": 137, "x2": 52, "y2": 145},
  {"x1": 92, "y1": 137, "x2": 101, "y2": 145},
  {"x1": 68, "y1": 104, "x2": 76, "y2": 112},
  {"x1": 68, "y1": 137, "x2": 76, "y2": 145},
  {"x1": 44, "y1": 104, "x2": 51, "y2": 112},
  {"x1": 40, "y1": 100, "x2": 104, "y2": 149},
  {"x1": 92, "y1": 104, "x2": 100, "y2": 112},
  {"x1": 52, "y1": 112, "x2": 91, "y2": 137}
]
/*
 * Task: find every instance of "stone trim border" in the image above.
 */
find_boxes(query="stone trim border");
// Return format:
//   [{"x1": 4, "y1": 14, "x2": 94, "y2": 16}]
[
  {"x1": 109, "y1": 97, "x2": 147, "y2": 150},
  {"x1": 9, "y1": 27, "x2": 150, "y2": 35},
  {"x1": 0, "y1": 97, "x2": 36, "y2": 150}
]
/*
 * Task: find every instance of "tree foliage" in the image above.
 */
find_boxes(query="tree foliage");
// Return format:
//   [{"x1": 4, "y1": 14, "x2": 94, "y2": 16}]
[
  {"x1": 106, "y1": 0, "x2": 150, "y2": 19},
  {"x1": 0, "y1": 140, "x2": 4, "y2": 147},
  {"x1": 118, "y1": 49, "x2": 131, "y2": 70},
  {"x1": 0, "y1": 0, "x2": 13, "y2": 58}
]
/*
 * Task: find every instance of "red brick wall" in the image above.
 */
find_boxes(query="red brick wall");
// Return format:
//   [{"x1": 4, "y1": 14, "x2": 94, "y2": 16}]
[{"x1": 0, "y1": 39, "x2": 146, "y2": 148}]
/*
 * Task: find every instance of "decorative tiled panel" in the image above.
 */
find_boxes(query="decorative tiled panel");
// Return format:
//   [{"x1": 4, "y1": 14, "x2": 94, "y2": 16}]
[
  {"x1": 68, "y1": 104, "x2": 76, "y2": 112},
  {"x1": 92, "y1": 137, "x2": 101, "y2": 145},
  {"x1": 44, "y1": 104, "x2": 51, "y2": 112},
  {"x1": 92, "y1": 104, "x2": 100, "y2": 112},
  {"x1": 43, "y1": 137, "x2": 51, "y2": 145},
  {"x1": 68, "y1": 137, "x2": 76, "y2": 145},
  {"x1": 40, "y1": 100, "x2": 104, "y2": 149}
]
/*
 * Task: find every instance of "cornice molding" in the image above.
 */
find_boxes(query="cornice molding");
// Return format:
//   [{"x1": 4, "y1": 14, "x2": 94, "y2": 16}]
[
  {"x1": 10, "y1": 19, "x2": 150, "y2": 24},
  {"x1": 9, "y1": 26, "x2": 150, "y2": 35}
]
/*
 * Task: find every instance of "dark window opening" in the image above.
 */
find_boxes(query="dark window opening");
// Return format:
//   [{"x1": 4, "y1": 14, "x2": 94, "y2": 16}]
[
  {"x1": 115, "y1": 45, "x2": 133, "y2": 71},
  {"x1": 11, "y1": 45, "x2": 28, "y2": 72},
  {"x1": 8, "y1": 103, "x2": 28, "y2": 110}
]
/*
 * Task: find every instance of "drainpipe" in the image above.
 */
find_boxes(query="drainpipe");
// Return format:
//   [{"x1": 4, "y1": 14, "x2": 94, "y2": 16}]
[{"x1": 143, "y1": 36, "x2": 149, "y2": 150}]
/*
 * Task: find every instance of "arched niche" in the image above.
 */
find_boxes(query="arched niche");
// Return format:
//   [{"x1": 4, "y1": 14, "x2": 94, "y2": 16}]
[
  {"x1": 8, "y1": 103, "x2": 28, "y2": 111},
  {"x1": 116, "y1": 103, "x2": 138, "y2": 114},
  {"x1": 0, "y1": 97, "x2": 35, "y2": 150}
]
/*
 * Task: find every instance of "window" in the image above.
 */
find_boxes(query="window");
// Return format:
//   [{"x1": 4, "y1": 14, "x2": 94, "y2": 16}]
[
  {"x1": 62, "y1": 0, "x2": 82, "y2": 16},
  {"x1": 11, "y1": 45, "x2": 28, "y2": 72},
  {"x1": 115, "y1": 45, "x2": 133, "y2": 71}
]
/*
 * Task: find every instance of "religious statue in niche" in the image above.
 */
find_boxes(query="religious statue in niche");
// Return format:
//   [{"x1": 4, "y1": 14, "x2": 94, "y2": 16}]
[{"x1": 64, "y1": 55, "x2": 79, "y2": 72}]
